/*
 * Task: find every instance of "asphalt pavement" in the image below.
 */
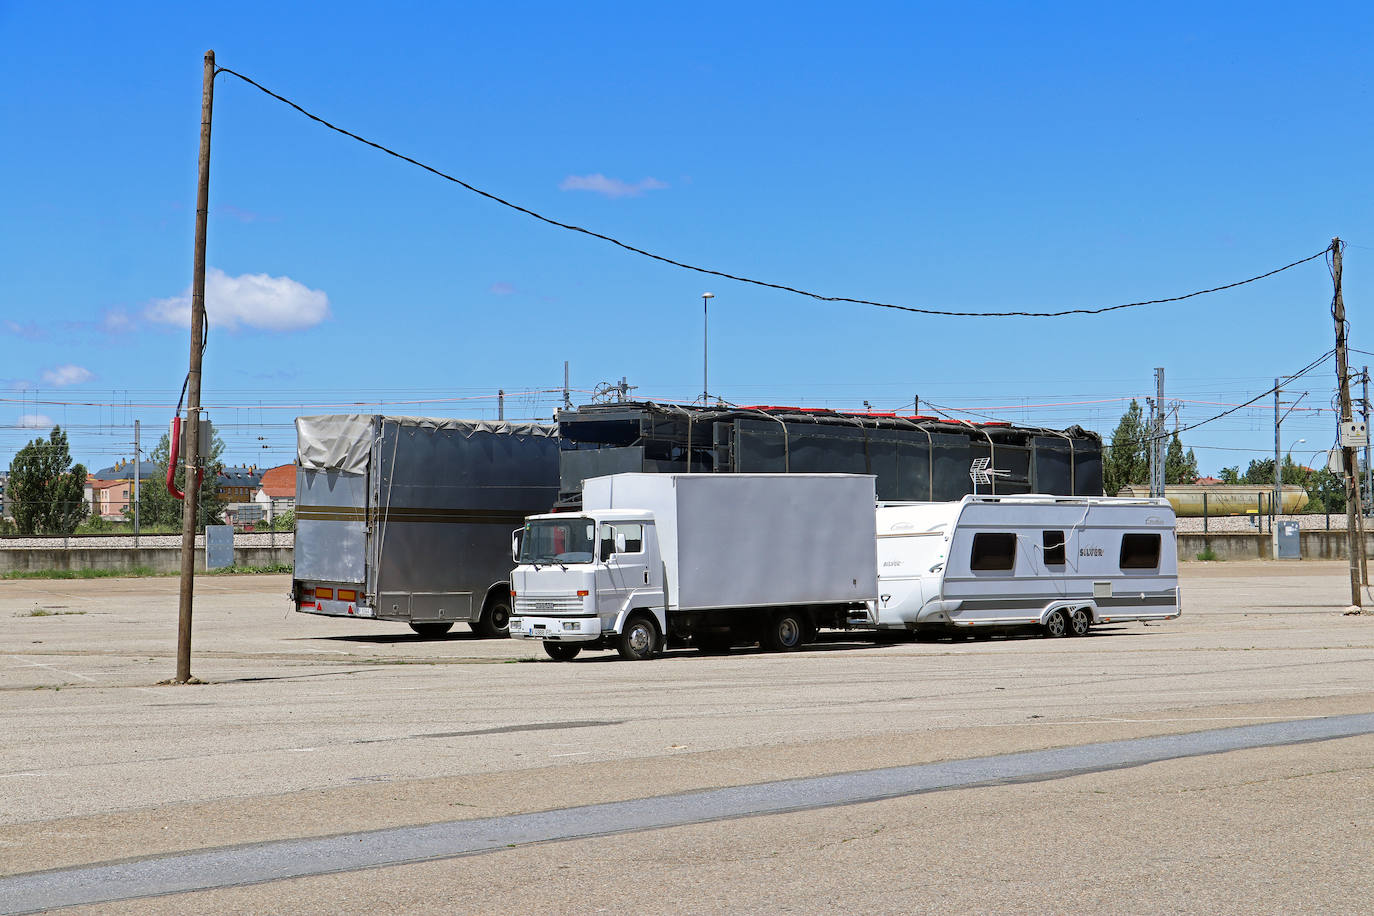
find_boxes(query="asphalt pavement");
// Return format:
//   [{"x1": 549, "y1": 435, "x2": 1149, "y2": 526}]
[{"x1": 0, "y1": 560, "x2": 1370, "y2": 912}]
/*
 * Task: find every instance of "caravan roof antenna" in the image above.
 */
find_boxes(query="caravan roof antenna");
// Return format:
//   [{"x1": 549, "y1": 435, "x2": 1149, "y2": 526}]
[{"x1": 969, "y1": 457, "x2": 1010, "y2": 495}]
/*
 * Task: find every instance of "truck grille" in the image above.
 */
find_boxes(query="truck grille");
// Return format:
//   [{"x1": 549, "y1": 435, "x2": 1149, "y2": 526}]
[{"x1": 516, "y1": 594, "x2": 584, "y2": 615}]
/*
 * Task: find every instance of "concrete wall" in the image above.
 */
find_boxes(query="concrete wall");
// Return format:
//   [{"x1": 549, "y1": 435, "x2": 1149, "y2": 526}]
[
  {"x1": 2, "y1": 533, "x2": 1371, "y2": 573},
  {"x1": 1179, "y1": 532, "x2": 1374, "y2": 561},
  {"x1": 0, "y1": 547, "x2": 292, "y2": 575}
]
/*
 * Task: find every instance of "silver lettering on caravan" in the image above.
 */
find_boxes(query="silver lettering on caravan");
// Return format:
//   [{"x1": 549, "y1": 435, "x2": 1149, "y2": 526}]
[{"x1": 1079, "y1": 546, "x2": 1104, "y2": 557}]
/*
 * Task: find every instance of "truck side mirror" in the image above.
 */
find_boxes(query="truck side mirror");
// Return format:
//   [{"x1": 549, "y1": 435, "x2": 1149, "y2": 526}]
[
  {"x1": 615, "y1": 532, "x2": 627, "y2": 553},
  {"x1": 511, "y1": 528, "x2": 524, "y2": 563}
]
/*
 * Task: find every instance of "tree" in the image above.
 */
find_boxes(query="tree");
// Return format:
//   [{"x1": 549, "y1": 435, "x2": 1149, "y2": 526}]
[
  {"x1": 1304, "y1": 467, "x2": 1346, "y2": 514},
  {"x1": 1103, "y1": 400, "x2": 1150, "y2": 495},
  {"x1": 126, "y1": 431, "x2": 226, "y2": 530},
  {"x1": 8, "y1": 426, "x2": 88, "y2": 535},
  {"x1": 1164, "y1": 433, "x2": 1199, "y2": 485}
]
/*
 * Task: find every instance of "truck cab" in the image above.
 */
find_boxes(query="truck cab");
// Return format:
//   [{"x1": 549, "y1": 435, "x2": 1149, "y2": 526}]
[{"x1": 509, "y1": 511, "x2": 665, "y2": 660}]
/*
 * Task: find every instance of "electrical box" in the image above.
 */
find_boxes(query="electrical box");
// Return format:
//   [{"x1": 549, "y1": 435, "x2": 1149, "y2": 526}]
[
  {"x1": 1340, "y1": 420, "x2": 1368, "y2": 448},
  {"x1": 173, "y1": 415, "x2": 214, "y2": 461}
]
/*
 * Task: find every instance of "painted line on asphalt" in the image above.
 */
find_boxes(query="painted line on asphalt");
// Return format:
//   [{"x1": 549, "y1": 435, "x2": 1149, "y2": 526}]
[{"x1": 2, "y1": 713, "x2": 1372, "y2": 915}]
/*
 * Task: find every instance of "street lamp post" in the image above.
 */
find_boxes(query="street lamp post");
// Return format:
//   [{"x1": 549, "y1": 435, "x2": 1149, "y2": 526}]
[
  {"x1": 700, "y1": 292, "x2": 714, "y2": 404},
  {"x1": 1279, "y1": 437, "x2": 1307, "y2": 517}
]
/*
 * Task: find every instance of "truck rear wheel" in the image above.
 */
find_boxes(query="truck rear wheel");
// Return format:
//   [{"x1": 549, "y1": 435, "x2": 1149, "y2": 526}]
[
  {"x1": 409, "y1": 622, "x2": 453, "y2": 638},
  {"x1": 617, "y1": 615, "x2": 659, "y2": 661},
  {"x1": 763, "y1": 610, "x2": 806, "y2": 652},
  {"x1": 543, "y1": 641, "x2": 581, "y2": 661},
  {"x1": 473, "y1": 595, "x2": 512, "y2": 638}
]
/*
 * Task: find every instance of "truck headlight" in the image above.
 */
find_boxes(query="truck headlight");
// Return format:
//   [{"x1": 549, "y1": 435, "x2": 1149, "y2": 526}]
[
  {"x1": 562, "y1": 620, "x2": 581, "y2": 631},
  {"x1": 509, "y1": 618, "x2": 523, "y2": 629}
]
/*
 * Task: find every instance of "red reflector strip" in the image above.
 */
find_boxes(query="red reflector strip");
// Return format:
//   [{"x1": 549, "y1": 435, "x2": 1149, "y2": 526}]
[
  {"x1": 316, "y1": 587, "x2": 334, "y2": 600},
  {"x1": 337, "y1": 589, "x2": 357, "y2": 601},
  {"x1": 576, "y1": 590, "x2": 589, "y2": 597}
]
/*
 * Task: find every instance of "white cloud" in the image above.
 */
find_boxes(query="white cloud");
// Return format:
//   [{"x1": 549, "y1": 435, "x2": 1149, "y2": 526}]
[
  {"x1": 3, "y1": 320, "x2": 45, "y2": 341},
  {"x1": 146, "y1": 267, "x2": 330, "y2": 332},
  {"x1": 41, "y1": 364, "x2": 94, "y2": 387},
  {"x1": 489, "y1": 282, "x2": 517, "y2": 296},
  {"x1": 18, "y1": 414, "x2": 54, "y2": 429},
  {"x1": 101, "y1": 308, "x2": 134, "y2": 334},
  {"x1": 559, "y1": 173, "x2": 669, "y2": 198}
]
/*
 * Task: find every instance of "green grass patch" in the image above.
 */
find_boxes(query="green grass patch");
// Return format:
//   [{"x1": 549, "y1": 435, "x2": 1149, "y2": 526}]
[
  {"x1": 18, "y1": 608, "x2": 87, "y2": 616},
  {"x1": 203, "y1": 563, "x2": 293, "y2": 575},
  {"x1": 2, "y1": 563, "x2": 292, "y2": 580},
  {"x1": 1195, "y1": 546, "x2": 1220, "y2": 561},
  {"x1": 2, "y1": 566, "x2": 159, "y2": 580}
]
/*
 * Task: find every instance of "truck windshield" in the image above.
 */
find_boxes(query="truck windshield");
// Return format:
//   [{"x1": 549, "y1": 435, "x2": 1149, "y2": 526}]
[{"x1": 519, "y1": 518, "x2": 596, "y2": 565}]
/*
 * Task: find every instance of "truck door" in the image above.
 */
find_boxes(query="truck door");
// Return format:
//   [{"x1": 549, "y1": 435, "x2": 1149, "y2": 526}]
[{"x1": 597, "y1": 521, "x2": 653, "y2": 615}]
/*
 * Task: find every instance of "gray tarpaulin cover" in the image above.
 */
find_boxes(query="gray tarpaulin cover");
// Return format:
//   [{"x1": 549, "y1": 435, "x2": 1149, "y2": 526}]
[{"x1": 295, "y1": 415, "x2": 557, "y2": 473}]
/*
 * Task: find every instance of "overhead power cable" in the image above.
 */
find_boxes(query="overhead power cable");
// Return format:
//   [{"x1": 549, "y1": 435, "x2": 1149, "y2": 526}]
[
  {"x1": 214, "y1": 66, "x2": 1329, "y2": 319},
  {"x1": 1169, "y1": 350, "x2": 1335, "y2": 437}
]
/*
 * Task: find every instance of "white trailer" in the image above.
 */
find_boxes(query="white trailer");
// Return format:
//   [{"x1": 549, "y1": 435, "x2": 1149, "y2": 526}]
[
  {"x1": 870, "y1": 495, "x2": 1180, "y2": 638},
  {"x1": 509, "y1": 473, "x2": 878, "y2": 660}
]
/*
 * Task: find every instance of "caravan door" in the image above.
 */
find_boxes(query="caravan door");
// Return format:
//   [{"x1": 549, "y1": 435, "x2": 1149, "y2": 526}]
[{"x1": 874, "y1": 528, "x2": 947, "y2": 628}]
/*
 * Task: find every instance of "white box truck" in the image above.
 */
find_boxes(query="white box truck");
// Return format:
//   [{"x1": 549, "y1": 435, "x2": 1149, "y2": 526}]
[
  {"x1": 509, "y1": 473, "x2": 878, "y2": 660},
  {"x1": 870, "y1": 494, "x2": 1180, "y2": 639}
]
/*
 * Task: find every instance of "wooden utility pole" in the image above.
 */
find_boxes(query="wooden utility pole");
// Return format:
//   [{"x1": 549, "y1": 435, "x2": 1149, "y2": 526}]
[
  {"x1": 1330, "y1": 238, "x2": 1364, "y2": 610},
  {"x1": 174, "y1": 50, "x2": 215, "y2": 683}
]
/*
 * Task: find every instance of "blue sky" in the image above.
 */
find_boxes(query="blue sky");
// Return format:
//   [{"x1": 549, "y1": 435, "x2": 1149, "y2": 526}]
[{"x1": 2, "y1": 1, "x2": 1372, "y2": 475}]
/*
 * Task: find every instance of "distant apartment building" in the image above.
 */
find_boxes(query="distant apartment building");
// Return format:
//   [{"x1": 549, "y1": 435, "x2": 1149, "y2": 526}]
[
  {"x1": 87, "y1": 461, "x2": 159, "y2": 521},
  {"x1": 219, "y1": 466, "x2": 266, "y2": 528},
  {"x1": 254, "y1": 464, "x2": 296, "y2": 516},
  {"x1": 218, "y1": 466, "x2": 265, "y2": 503}
]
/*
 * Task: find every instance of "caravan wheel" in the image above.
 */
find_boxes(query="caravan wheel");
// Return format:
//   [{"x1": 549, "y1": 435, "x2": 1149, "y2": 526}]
[
  {"x1": 1068, "y1": 608, "x2": 1092, "y2": 637},
  {"x1": 1043, "y1": 610, "x2": 1068, "y2": 638}
]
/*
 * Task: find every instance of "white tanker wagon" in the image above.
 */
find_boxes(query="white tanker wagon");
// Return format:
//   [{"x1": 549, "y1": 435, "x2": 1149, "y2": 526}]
[{"x1": 869, "y1": 494, "x2": 1181, "y2": 639}]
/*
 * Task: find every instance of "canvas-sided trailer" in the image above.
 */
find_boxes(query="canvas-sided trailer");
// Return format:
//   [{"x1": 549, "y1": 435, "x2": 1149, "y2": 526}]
[
  {"x1": 870, "y1": 494, "x2": 1180, "y2": 638},
  {"x1": 292, "y1": 415, "x2": 559, "y2": 637}
]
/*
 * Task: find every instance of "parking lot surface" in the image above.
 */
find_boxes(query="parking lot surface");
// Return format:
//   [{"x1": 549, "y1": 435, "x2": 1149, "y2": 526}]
[{"x1": 1, "y1": 560, "x2": 1371, "y2": 912}]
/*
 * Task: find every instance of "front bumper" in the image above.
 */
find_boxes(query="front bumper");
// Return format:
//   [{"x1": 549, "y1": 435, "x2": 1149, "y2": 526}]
[{"x1": 508, "y1": 615, "x2": 605, "y2": 643}]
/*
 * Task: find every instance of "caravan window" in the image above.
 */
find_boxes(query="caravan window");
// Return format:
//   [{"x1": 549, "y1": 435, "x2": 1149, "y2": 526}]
[
  {"x1": 1042, "y1": 530, "x2": 1066, "y2": 566},
  {"x1": 1120, "y1": 533, "x2": 1162, "y2": 569},
  {"x1": 970, "y1": 532, "x2": 1017, "y2": 571}
]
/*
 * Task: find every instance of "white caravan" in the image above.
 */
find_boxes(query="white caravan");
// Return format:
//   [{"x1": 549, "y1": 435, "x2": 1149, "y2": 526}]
[
  {"x1": 509, "y1": 473, "x2": 878, "y2": 660},
  {"x1": 871, "y1": 495, "x2": 1180, "y2": 638}
]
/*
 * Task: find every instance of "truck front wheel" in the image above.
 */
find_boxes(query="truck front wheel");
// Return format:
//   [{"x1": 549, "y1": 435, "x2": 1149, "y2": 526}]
[
  {"x1": 763, "y1": 610, "x2": 806, "y2": 652},
  {"x1": 617, "y1": 615, "x2": 659, "y2": 661},
  {"x1": 543, "y1": 641, "x2": 581, "y2": 661}
]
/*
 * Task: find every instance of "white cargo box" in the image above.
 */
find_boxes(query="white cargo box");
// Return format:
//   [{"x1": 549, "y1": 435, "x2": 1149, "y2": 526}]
[{"x1": 582, "y1": 473, "x2": 878, "y2": 612}]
